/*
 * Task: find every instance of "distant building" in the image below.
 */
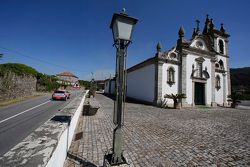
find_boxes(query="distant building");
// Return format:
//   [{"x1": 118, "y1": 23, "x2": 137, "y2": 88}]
[
  {"x1": 105, "y1": 15, "x2": 231, "y2": 107},
  {"x1": 95, "y1": 80, "x2": 105, "y2": 91},
  {"x1": 104, "y1": 78, "x2": 115, "y2": 95},
  {"x1": 56, "y1": 72, "x2": 79, "y2": 87}
]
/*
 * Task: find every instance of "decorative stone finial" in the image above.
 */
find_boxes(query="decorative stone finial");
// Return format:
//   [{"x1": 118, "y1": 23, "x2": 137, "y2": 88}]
[
  {"x1": 178, "y1": 26, "x2": 185, "y2": 38},
  {"x1": 206, "y1": 14, "x2": 209, "y2": 20},
  {"x1": 220, "y1": 23, "x2": 226, "y2": 33},
  {"x1": 196, "y1": 19, "x2": 200, "y2": 33},
  {"x1": 156, "y1": 42, "x2": 162, "y2": 53},
  {"x1": 192, "y1": 28, "x2": 196, "y2": 38},
  {"x1": 203, "y1": 14, "x2": 210, "y2": 34},
  {"x1": 209, "y1": 18, "x2": 214, "y2": 30}
]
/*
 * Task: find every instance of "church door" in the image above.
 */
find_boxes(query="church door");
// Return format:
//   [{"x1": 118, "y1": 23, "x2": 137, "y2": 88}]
[{"x1": 194, "y1": 82, "x2": 205, "y2": 105}]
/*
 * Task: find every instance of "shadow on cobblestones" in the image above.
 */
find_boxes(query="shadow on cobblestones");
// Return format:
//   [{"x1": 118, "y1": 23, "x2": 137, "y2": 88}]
[
  {"x1": 67, "y1": 152, "x2": 98, "y2": 167},
  {"x1": 65, "y1": 94, "x2": 250, "y2": 167}
]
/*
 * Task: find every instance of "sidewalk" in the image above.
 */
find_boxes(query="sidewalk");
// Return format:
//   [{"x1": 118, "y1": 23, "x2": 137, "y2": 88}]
[
  {"x1": 64, "y1": 93, "x2": 250, "y2": 167},
  {"x1": 64, "y1": 94, "x2": 114, "y2": 167}
]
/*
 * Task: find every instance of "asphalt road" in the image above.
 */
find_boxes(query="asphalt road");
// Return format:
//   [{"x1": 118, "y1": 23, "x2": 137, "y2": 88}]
[{"x1": 0, "y1": 90, "x2": 82, "y2": 156}]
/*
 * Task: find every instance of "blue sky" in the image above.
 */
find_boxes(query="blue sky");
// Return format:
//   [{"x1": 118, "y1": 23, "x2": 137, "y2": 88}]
[{"x1": 0, "y1": 0, "x2": 249, "y2": 80}]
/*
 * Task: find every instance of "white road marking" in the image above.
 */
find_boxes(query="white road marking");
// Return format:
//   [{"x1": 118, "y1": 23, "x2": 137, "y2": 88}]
[{"x1": 0, "y1": 100, "x2": 51, "y2": 124}]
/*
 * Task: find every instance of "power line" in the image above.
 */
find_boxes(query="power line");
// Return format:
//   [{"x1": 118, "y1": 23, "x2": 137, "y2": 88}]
[{"x1": 0, "y1": 45, "x2": 90, "y2": 73}]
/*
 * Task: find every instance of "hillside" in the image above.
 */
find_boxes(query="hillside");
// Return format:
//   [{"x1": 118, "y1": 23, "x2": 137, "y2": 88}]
[
  {"x1": 230, "y1": 67, "x2": 250, "y2": 99},
  {"x1": 0, "y1": 63, "x2": 59, "y2": 93},
  {"x1": 0, "y1": 63, "x2": 38, "y2": 76}
]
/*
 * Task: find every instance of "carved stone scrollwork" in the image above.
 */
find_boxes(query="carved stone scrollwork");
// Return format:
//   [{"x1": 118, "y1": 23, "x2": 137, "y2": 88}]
[
  {"x1": 215, "y1": 75, "x2": 221, "y2": 91},
  {"x1": 167, "y1": 80, "x2": 175, "y2": 87},
  {"x1": 191, "y1": 64, "x2": 210, "y2": 80}
]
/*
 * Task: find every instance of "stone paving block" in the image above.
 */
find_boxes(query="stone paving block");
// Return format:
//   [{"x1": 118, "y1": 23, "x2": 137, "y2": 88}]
[{"x1": 64, "y1": 94, "x2": 250, "y2": 167}]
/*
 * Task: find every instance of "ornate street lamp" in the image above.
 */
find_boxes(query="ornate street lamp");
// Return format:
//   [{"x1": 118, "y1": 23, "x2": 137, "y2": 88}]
[
  {"x1": 110, "y1": 9, "x2": 138, "y2": 43},
  {"x1": 104, "y1": 9, "x2": 138, "y2": 166}
]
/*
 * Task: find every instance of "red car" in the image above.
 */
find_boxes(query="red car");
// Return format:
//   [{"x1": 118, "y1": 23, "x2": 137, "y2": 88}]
[{"x1": 52, "y1": 90, "x2": 70, "y2": 101}]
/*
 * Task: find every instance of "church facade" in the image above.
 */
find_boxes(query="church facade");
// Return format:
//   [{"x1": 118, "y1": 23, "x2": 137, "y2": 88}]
[{"x1": 125, "y1": 15, "x2": 231, "y2": 107}]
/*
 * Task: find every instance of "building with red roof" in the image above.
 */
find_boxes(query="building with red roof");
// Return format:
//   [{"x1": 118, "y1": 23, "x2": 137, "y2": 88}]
[{"x1": 56, "y1": 71, "x2": 79, "y2": 87}]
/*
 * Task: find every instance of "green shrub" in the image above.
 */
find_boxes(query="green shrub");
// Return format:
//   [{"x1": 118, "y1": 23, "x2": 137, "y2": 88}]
[
  {"x1": 37, "y1": 73, "x2": 60, "y2": 92},
  {"x1": 228, "y1": 92, "x2": 241, "y2": 108},
  {"x1": 0, "y1": 63, "x2": 38, "y2": 76},
  {"x1": 78, "y1": 80, "x2": 91, "y2": 89},
  {"x1": 164, "y1": 93, "x2": 186, "y2": 109}
]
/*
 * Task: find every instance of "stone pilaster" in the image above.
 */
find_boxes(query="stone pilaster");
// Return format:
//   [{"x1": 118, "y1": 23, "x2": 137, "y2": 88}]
[
  {"x1": 213, "y1": 38, "x2": 217, "y2": 51},
  {"x1": 227, "y1": 59, "x2": 231, "y2": 96},
  {"x1": 154, "y1": 58, "x2": 164, "y2": 106},
  {"x1": 223, "y1": 73, "x2": 227, "y2": 106},
  {"x1": 225, "y1": 40, "x2": 231, "y2": 96},
  {"x1": 192, "y1": 81, "x2": 195, "y2": 106},
  {"x1": 180, "y1": 54, "x2": 188, "y2": 106},
  {"x1": 210, "y1": 58, "x2": 217, "y2": 107}
]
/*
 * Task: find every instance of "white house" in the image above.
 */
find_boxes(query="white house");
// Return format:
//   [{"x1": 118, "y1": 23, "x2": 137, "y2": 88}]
[
  {"x1": 56, "y1": 72, "x2": 79, "y2": 86},
  {"x1": 105, "y1": 16, "x2": 231, "y2": 107},
  {"x1": 104, "y1": 78, "x2": 115, "y2": 95}
]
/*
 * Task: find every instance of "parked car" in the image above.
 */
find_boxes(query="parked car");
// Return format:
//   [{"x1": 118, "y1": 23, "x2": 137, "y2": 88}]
[{"x1": 52, "y1": 90, "x2": 70, "y2": 101}]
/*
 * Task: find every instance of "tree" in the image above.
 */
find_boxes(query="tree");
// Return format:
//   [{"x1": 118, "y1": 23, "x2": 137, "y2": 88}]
[
  {"x1": 89, "y1": 80, "x2": 97, "y2": 97},
  {"x1": 228, "y1": 92, "x2": 241, "y2": 108},
  {"x1": 78, "y1": 80, "x2": 91, "y2": 89},
  {"x1": 164, "y1": 93, "x2": 186, "y2": 109}
]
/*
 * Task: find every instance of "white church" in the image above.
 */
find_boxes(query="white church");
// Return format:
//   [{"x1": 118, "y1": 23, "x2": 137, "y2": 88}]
[{"x1": 105, "y1": 15, "x2": 231, "y2": 107}]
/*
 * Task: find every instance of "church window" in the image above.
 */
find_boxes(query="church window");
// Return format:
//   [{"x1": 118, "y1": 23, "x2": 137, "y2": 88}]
[
  {"x1": 215, "y1": 75, "x2": 221, "y2": 90},
  {"x1": 196, "y1": 41, "x2": 204, "y2": 49},
  {"x1": 169, "y1": 53, "x2": 177, "y2": 60},
  {"x1": 215, "y1": 62, "x2": 220, "y2": 69},
  {"x1": 167, "y1": 67, "x2": 175, "y2": 86},
  {"x1": 218, "y1": 60, "x2": 224, "y2": 70},
  {"x1": 219, "y1": 39, "x2": 224, "y2": 54}
]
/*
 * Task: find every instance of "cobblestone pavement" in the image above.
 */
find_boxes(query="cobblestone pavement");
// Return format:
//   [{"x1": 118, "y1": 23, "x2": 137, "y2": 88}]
[{"x1": 64, "y1": 94, "x2": 250, "y2": 167}]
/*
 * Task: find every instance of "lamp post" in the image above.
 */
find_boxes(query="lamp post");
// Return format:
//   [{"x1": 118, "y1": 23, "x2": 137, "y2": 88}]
[{"x1": 104, "y1": 9, "x2": 138, "y2": 166}]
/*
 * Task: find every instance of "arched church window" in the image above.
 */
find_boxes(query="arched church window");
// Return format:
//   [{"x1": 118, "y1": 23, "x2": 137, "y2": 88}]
[
  {"x1": 219, "y1": 60, "x2": 224, "y2": 70},
  {"x1": 215, "y1": 75, "x2": 221, "y2": 90},
  {"x1": 219, "y1": 39, "x2": 224, "y2": 54},
  {"x1": 167, "y1": 67, "x2": 175, "y2": 86}
]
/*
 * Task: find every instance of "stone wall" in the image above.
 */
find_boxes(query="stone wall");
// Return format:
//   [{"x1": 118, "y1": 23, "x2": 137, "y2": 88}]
[{"x1": 0, "y1": 72, "x2": 37, "y2": 101}]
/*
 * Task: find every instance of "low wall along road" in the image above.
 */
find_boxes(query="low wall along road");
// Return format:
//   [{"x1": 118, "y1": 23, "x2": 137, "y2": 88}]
[{"x1": 0, "y1": 90, "x2": 89, "y2": 167}]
